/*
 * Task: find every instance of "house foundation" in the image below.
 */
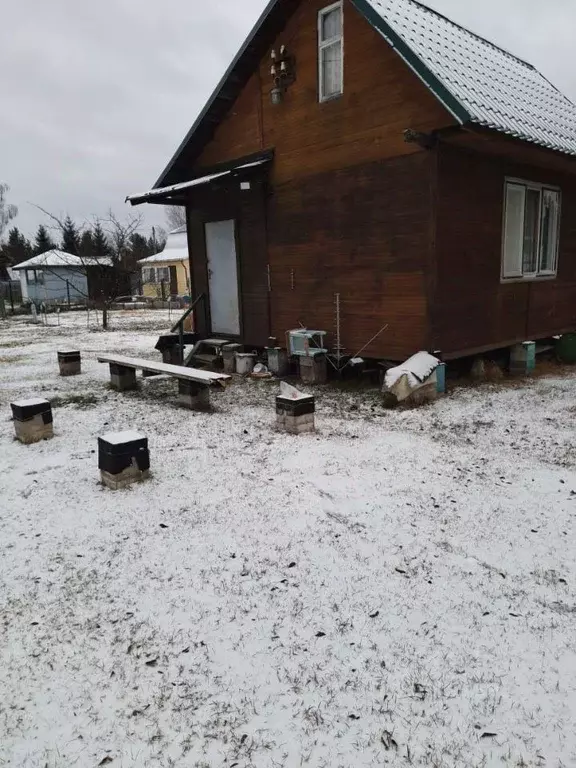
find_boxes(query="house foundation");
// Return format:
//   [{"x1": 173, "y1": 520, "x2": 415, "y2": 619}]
[
  {"x1": 11, "y1": 398, "x2": 54, "y2": 444},
  {"x1": 510, "y1": 342, "x2": 536, "y2": 376},
  {"x1": 98, "y1": 431, "x2": 150, "y2": 490},
  {"x1": 267, "y1": 347, "x2": 289, "y2": 376},
  {"x1": 299, "y1": 355, "x2": 327, "y2": 385},
  {"x1": 223, "y1": 343, "x2": 243, "y2": 374}
]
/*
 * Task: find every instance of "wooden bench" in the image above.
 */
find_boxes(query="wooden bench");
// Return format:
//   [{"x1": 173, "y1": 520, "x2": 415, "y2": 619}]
[{"x1": 97, "y1": 354, "x2": 230, "y2": 410}]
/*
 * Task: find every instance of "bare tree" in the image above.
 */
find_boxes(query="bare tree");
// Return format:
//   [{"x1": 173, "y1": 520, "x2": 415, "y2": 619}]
[
  {"x1": 32, "y1": 205, "x2": 143, "y2": 329},
  {"x1": 165, "y1": 206, "x2": 186, "y2": 231},
  {"x1": 0, "y1": 184, "x2": 18, "y2": 241}
]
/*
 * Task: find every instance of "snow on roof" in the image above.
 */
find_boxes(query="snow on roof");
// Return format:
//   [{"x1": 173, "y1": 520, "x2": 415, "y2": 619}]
[
  {"x1": 138, "y1": 228, "x2": 189, "y2": 266},
  {"x1": 363, "y1": 0, "x2": 576, "y2": 155},
  {"x1": 12, "y1": 250, "x2": 112, "y2": 270}
]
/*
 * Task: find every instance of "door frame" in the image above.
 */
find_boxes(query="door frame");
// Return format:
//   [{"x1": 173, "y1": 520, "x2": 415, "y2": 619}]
[{"x1": 203, "y1": 217, "x2": 244, "y2": 340}]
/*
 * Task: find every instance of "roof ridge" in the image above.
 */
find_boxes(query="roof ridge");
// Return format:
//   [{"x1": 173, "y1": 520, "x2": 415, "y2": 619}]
[{"x1": 396, "y1": 0, "x2": 536, "y2": 71}]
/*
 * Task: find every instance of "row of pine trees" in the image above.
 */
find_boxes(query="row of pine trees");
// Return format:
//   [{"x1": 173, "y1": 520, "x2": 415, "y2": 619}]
[{"x1": 0, "y1": 217, "x2": 165, "y2": 270}]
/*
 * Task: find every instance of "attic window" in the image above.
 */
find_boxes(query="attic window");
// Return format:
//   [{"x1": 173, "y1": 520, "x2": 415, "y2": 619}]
[{"x1": 318, "y1": 2, "x2": 343, "y2": 102}]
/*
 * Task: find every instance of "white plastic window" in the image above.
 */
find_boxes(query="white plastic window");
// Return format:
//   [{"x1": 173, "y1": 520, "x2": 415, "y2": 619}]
[
  {"x1": 318, "y1": 2, "x2": 343, "y2": 102},
  {"x1": 502, "y1": 180, "x2": 560, "y2": 280}
]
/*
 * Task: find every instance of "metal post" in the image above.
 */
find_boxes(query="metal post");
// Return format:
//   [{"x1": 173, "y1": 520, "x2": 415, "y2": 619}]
[
  {"x1": 8, "y1": 281, "x2": 14, "y2": 313},
  {"x1": 67, "y1": 280, "x2": 71, "y2": 307},
  {"x1": 179, "y1": 322, "x2": 184, "y2": 365},
  {"x1": 335, "y1": 293, "x2": 341, "y2": 370}
]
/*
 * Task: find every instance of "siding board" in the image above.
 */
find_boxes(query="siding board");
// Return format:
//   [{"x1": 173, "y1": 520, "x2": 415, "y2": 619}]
[
  {"x1": 433, "y1": 143, "x2": 576, "y2": 356},
  {"x1": 197, "y1": 0, "x2": 453, "y2": 180}
]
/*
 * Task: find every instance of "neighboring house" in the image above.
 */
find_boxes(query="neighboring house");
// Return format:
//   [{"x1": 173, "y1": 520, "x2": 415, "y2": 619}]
[
  {"x1": 128, "y1": 0, "x2": 576, "y2": 361},
  {"x1": 12, "y1": 250, "x2": 110, "y2": 305},
  {"x1": 138, "y1": 226, "x2": 190, "y2": 299}
]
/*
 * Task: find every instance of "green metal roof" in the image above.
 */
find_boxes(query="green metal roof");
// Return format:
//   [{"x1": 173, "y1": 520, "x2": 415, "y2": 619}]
[{"x1": 356, "y1": 0, "x2": 576, "y2": 155}]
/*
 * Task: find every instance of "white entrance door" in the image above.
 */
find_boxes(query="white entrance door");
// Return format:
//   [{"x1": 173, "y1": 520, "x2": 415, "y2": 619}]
[{"x1": 204, "y1": 220, "x2": 240, "y2": 336}]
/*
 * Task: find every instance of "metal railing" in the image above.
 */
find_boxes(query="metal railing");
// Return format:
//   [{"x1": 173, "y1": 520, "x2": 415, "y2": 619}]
[{"x1": 171, "y1": 293, "x2": 206, "y2": 363}]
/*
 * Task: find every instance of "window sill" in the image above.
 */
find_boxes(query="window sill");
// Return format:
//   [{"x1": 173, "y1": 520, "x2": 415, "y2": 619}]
[
  {"x1": 318, "y1": 93, "x2": 343, "y2": 104},
  {"x1": 501, "y1": 275, "x2": 557, "y2": 284}
]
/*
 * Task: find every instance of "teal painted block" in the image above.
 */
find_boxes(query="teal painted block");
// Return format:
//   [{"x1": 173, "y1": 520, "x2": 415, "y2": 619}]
[
  {"x1": 436, "y1": 363, "x2": 446, "y2": 394},
  {"x1": 524, "y1": 341, "x2": 536, "y2": 373}
]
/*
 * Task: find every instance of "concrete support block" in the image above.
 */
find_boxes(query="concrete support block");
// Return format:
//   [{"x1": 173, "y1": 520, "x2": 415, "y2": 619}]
[
  {"x1": 510, "y1": 342, "x2": 536, "y2": 376},
  {"x1": 276, "y1": 393, "x2": 315, "y2": 434},
  {"x1": 236, "y1": 353, "x2": 257, "y2": 375},
  {"x1": 58, "y1": 350, "x2": 81, "y2": 376},
  {"x1": 267, "y1": 347, "x2": 289, "y2": 377},
  {"x1": 222, "y1": 344, "x2": 243, "y2": 374},
  {"x1": 178, "y1": 379, "x2": 211, "y2": 411},
  {"x1": 98, "y1": 431, "x2": 150, "y2": 490},
  {"x1": 299, "y1": 354, "x2": 327, "y2": 385},
  {"x1": 11, "y1": 398, "x2": 53, "y2": 444},
  {"x1": 162, "y1": 347, "x2": 182, "y2": 366},
  {"x1": 109, "y1": 363, "x2": 138, "y2": 391}
]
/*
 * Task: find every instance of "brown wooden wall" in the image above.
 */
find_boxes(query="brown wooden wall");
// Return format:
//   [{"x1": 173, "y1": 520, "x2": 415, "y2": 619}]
[
  {"x1": 197, "y1": 0, "x2": 453, "y2": 182},
  {"x1": 184, "y1": 0, "x2": 456, "y2": 357},
  {"x1": 433, "y1": 143, "x2": 576, "y2": 357},
  {"x1": 186, "y1": 152, "x2": 433, "y2": 358},
  {"x1": 268, "y1": 151, "x2": 433, "y2": 358}
]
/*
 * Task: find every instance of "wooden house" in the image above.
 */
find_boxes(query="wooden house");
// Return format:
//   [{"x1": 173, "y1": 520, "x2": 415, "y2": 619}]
[
  {"x1": 13, "y1": 250, "x2": 117, "y2": 307},
  {"x1": 138, "y1": 226, "x2": 191, "y2": 300},
  {"x1": 128, "y1": 0, "x2": 576, "y2": 361}
]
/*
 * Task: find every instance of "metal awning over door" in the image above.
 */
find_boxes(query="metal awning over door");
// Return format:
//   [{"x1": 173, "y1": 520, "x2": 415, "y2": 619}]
[{"x1": 126, "y1": 153, "x2": 272, "y2": 207}]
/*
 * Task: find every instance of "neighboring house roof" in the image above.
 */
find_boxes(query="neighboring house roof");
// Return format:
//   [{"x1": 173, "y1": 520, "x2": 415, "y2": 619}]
[
  {"x1": 138, "y1": 227, "x2": 189, "y2": 266},
  {"x1": 12, "y1": 250, "x2": 112, "y2": 270},
  {"x1": 155, "y1": 0, "x2": 576, "y2": 187}
]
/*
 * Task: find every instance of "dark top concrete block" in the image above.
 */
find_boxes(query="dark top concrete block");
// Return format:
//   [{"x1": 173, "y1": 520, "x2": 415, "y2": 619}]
[
  {"x1": 276, "y1": 395, "x2": 315, "y2": 416},
  {"x1": 98, "y1": 431, "x2": 149, "y2": 474},
  {"x1": 58, "y1": 351, "x2": 81, "y2": 363},
  {"x1": 11, "y1": 398, "x2": 52, "y2": 422}
]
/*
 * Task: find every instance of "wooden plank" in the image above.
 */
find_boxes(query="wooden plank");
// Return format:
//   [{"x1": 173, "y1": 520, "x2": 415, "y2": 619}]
[{"x1": 97, "y1": 355, "x2": 231, "y2": 385}]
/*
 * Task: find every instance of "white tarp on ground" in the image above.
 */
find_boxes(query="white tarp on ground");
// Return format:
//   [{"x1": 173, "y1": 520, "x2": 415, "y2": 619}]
[{"x1": 384, "y1": 351, "x2": 440, "y2": 402}]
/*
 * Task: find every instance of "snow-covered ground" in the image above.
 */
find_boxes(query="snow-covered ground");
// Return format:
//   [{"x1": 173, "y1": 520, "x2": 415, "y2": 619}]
[{"x1": 1, "y1": 310, "x2": 576, "y2": 768}]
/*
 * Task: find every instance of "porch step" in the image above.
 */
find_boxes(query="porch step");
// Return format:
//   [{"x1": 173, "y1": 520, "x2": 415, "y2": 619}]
[
  {"x1": 202, "y1": 338, "x2": 235, "y2": 348},
  {"x1": 183, "y1": 338, "x2": 236, "y2": 369}
]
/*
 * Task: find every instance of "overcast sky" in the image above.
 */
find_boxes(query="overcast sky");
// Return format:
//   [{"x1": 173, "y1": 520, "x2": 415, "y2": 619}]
[{"x1": 1, "y1": 0, "x2": 575, "y2": 238}]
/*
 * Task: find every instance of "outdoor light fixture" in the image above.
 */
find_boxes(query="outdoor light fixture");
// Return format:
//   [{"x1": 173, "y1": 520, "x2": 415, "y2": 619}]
[{"x1": 269, "y1": 45, "x2": 295, "y2": 105}]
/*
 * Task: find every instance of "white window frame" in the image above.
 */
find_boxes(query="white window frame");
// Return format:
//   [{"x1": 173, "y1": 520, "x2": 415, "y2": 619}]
[
  {"x1": 318, "y1": 1, "x2": 343, "y2": 103},
  {"x1": 501, "y1": 178, "x2": 561, "y2": 282},
  {"x1": 157, "y1": 266, "x2": 170, "y2": 283}
]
